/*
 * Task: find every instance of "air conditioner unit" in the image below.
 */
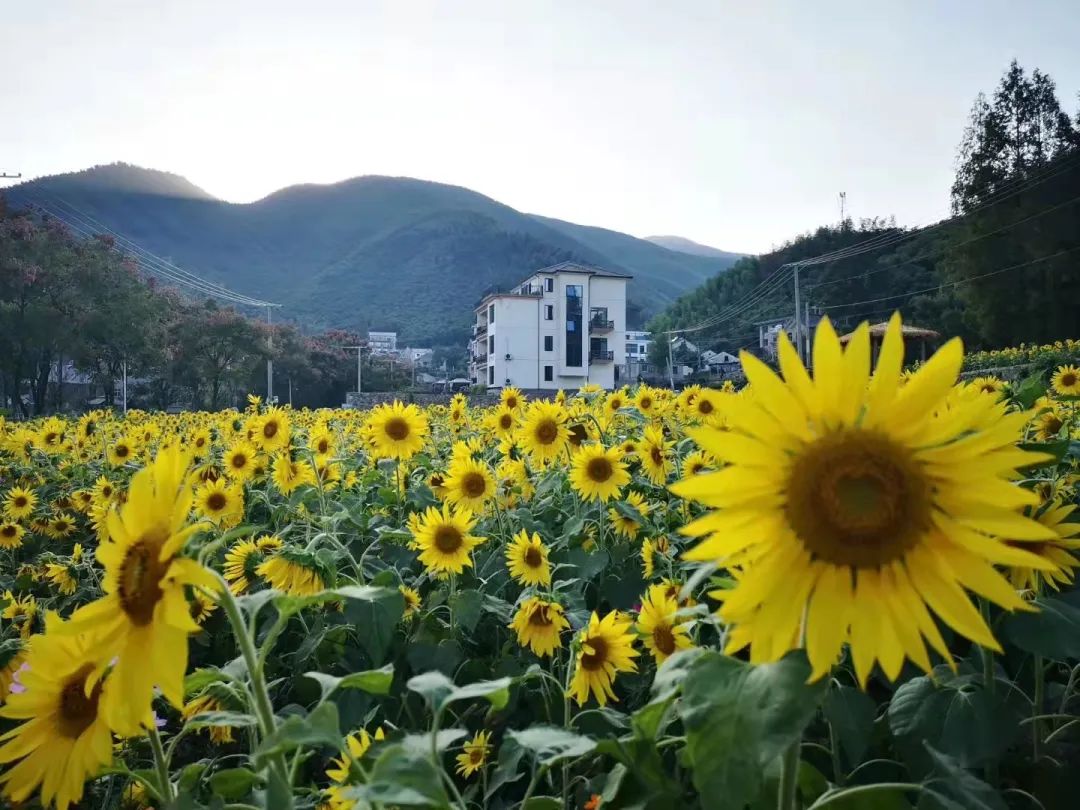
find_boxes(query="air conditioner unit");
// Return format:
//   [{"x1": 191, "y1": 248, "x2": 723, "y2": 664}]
[{"x1": 504, "y1": 353, "x2": 512, "y2": 361}]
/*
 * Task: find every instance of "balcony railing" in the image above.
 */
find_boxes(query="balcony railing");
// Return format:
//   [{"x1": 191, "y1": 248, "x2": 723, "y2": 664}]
[
  {"x1": 589, "y1": 318, "x2": 615, "y2": 333},
  {"x1": 473, "y1": 322, "x2": 488, "y2": 336},
  {"x1": 589, "y1": 349, "x2": 615, "y2": 363}
]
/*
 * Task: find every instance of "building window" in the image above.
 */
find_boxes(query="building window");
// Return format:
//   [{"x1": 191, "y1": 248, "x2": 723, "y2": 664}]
[
  {"x1": 565, "y1": 285, "x2": 582, "y2": 366},
  {"x1": 639, "y1": 344, "x2": 647, "y2": 353},
  {"x1": 488, "y1": 336, "x2": 495, "y2": 353},
  {"x1": 544, "y1": 277, "x2": 554, "y2": 292},
  {"x1": 626, "y1": 344, "x2": 636, "y2": 354},
  {"x1": 488, "y1": 304, "x2": 495, "y2": 323},
  {"x1": 544, "y1": 335, "x2": 553, "y2": 351},
  {"x1": 488, "y1": 366, "x2": 494, "y2": 385},
  {"x1": 544, "y1": 304, "x2": 554, "y2": 320},
  {"x1": 543, "y1": 365, "x2": 553, "y2": 382}
]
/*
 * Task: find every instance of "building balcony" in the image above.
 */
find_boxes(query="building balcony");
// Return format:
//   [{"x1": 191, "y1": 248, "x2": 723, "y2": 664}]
[
  {"x1": 589, "y1": 318, "x2": 615, "y2": 333},
  {"x1": 473, "y1": 322, "x2": 488, "y2": 336},
  {"x1": 589, "y1": 349, "x2": 615, "y2": 363}
]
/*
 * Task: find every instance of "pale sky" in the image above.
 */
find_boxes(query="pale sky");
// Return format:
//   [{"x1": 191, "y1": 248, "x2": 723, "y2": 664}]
[{"x1": 3, "y1": 0, "x2": 1079, "y2": 254}]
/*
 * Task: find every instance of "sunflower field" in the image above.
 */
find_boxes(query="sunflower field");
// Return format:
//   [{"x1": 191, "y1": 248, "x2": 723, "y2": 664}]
[{"x1": 1, "y1": 315, "x2": 1080, "y2": 810}]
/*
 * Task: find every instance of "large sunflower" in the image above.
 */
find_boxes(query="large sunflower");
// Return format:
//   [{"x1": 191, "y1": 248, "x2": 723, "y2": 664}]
[
  {"x1": 193, "y1": 478, "x2": 243, "y2": 527},
  {"x1": 517, "y1": 401, "x2": 571, "y2": 463},
  {"x1": 411, "y1": 504, "x2": 485, "y2": 575},
  {"x1": 637, "y1": 426, "x2": 672, "y2": 486},
  {"x1": 509, "y1": 597, "x2": 569, "y2": 657},
  {"x1": 223, "y1": 535, "x2": 282, "y2": 594},
  {"x1": 0, "y1": 619, "x2": 115, "y2": 810},
  {"x1": 252, "y1": 406, "x2": 291, "y2": 454},
  {"x1": 366, "y1": 401, "x2": 429, "y2": 461},
  {"x1": 501, "y1": 386, "x2": 525, "y2": 412},
  {"x1": 1051, "y1": 364, "x2": 1080, "y2": 396},
  {"x1": 505, "y1": 530, "x2": 552, "y2": 587},
  {"x1": 671, "y1": 314, "x2": 1056, "y2": 685},
  {"x1": 1006, "y1": 502, "x2": 1080, "y2": 592},
  {"x1": 3, "y1": 487, "x2": 37, "y2": 521},
  {"x1": 569, "y1": 444, "x2": 630, "y2": 503},
  {"x1": 569, "y1": 611, "x2": 639, "y2": 706},
  {"x1": 222, "y1": 442, "x2": 258, "y2": 482},
  {"x1": 443, "y1": 457, "x2": 496, "y2": 512},
  {"x1": 56, "y1": 445, "x2": 216, "y2": 735},
  {"x1": 636, "y1": 584, "x2": 693, "y2": 664}
]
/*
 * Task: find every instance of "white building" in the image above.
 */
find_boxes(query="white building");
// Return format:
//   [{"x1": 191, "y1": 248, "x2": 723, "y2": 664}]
[
  {"x1": 469, "y1": 261, "x2": 631, "y2": 391},
  {"x1": 399, "y1": 347, "x2": 434, "y2": 367},
  {"x1": 367, "y1": 331, "x2": 398, "y2": 354},
  {"x1": 623, "y1": 329, "x2": 653, "y2": 380}
]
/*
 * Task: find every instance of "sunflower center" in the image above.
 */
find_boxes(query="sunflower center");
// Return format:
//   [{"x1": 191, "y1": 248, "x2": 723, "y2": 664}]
[
  {"x1": 499, "y1": 414, "x2": 513, "y2": 429},
  {"x1": 116, "y1": 445, "x2": 129, "y2": 457},
  {"x1": 610, "y1": 398, "x2": 622, "y2": 410},
  {"x1": 535, "y1": 420, "x2": 558, "y2": 445},
  {"x1": 2, "y1": 526, "x2": 16, "y2": 538},
  {"x1": 650, "y1": 447, "x2": 662, "y2": 465},
  {"x1": 206, "y1": 492, "x2": 227, "y2": 512},
  {"x1": 1062, "y1": 372, "x2": 1077, "y2": 387},
  {"x1": 640, "y1": 397, "x2": 652, "y2": 409},
  {"x1": 1044, "y1": 416, "x2": 1063, "y2": 435},
  {"x1": 58, "y1": 664, "x2": 103, "y2": 739},
  {"x1": 697, "y1": 400, "x2": 714, "y2": 415},
  {"x1": 263, "y1": 421, "x2": 279, "y2": 439},
  {"x1": 786, "y1": 430, "x2": 931, "y2": 568},
  {"x1": 231, "y1": 453, "x2": 248, "y2": 469},
  {"x1": 652, "y1": 624, "x2": 677, "y2": 655},
  {"x1": 434, "y1": 526, "x2": 463, "y2": 554},
  {"x1": 462, "y1": 472, "x2": 487, "y2": 498},
  {"x1": 117, "y1": 529, "x2": 170, "y2": 626},
  {"x1": 528, "y1": 605, "x2": 554, "y2": 626},
  {"x1": 470, "y1": 748, "x2": 484, "y2": 764},
  {"x1": 524, "y1": 546, "x2": 543, "y2": 568},
  {"x1": 506, "y1": 396, "x2": 518, "y2": 409},
  {"x1": 580, "y1": 636, "x2": 609, "y2": 671},
  {"x1": 13, "y1": 496, "x2": 27, "y2": 508},
  {"x1": 586, "y1": 456, "x2": 613, "y2": 483},
  {"x1": 317, "y1": 439, "x2": 329, "y2": 453},
  {"x1": 430, "y1": 474, "x2": 444, "y2": 487},
  {"x1": 568, "y1": 424, "x2": 588, "y2": 446},
  {"x1": 384, "y1": 418, "x2": 410, "y2": 441}
]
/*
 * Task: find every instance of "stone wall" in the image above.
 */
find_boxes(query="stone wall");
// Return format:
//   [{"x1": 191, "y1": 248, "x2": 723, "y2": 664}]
[{"x1": 343, "y1": 391, "x2": 503, "y2": 410}]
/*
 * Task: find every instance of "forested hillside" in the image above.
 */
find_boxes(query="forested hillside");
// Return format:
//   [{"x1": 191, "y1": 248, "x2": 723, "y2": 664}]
[
  {"x1": 648, "y1": 60, "x2": 1080, "y2": 361},
  {"x1": 4, "y1": 167, "x2": 740, "y2": 345}
]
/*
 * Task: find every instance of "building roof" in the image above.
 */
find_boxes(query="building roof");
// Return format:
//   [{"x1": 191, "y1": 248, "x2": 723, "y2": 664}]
[
  {"x1": 839, "y1": 322, "x2": 941, "y2": 343},
  {"x1": 531, "y1": 260, "x2": 633, "y2": 279}
]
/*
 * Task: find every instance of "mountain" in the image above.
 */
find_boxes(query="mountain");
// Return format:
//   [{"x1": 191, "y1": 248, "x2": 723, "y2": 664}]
[
  {"x1": 5, "y1": 163, "x2": 741, "y2": 345},
  {"x1": 645, "y1": 234, "x2": 743, "y2": 261}
]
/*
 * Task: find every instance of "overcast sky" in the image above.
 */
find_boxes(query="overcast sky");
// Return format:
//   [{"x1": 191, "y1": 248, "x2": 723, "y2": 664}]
[{"x1": 3, "y1": 0, "x2": 1078, "y2": 253}]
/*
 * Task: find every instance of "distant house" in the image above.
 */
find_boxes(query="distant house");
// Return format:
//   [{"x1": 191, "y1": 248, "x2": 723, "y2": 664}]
[
  {"x1": 701, "y1": 349, "x2": 739, "y2": 373},
  {"x1": 756, "y1": 312, "x2": 823, "y2": 360},
  {"x1": 399, "y1": 347, "x2": 434, "y2": 367},
  {"x1": 367, "y1": 331, "x2": 398, "y2": 354},
  {"x1": 468, "y1": 260, "x2": 631, "y2": 390},
  {"x1": 623, "y1": 329, "x2": 653, "y2": 380}
]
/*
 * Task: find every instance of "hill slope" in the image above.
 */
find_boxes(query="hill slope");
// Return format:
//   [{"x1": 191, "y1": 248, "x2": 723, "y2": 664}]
[
  {"x1": 6, "y1": 164, "x2": 741, "y2": 344},
  {"x1": 645, "y1": 234, "x2": 742, "y2": 260}
]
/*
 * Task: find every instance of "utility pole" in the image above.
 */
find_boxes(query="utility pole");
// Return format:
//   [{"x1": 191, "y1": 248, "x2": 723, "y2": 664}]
[
  {"x1": 667, "y1": 334, "x2": 676, "y2": 389},
  {"x1": 804, "y1": 301, "x2": 811, "y2": 367},
  {"x1": 792, "y1": 263, "x2": 803, "y2": 363},
  {"x1": 122, "y1": 359, "x2": 128, "y2": 414},
  {"x1": 265, "y1": 306, "x2": 274, "y2": 404},
  {"x1": 344, "y1": 346, "x2": 365, "y2": 393}
]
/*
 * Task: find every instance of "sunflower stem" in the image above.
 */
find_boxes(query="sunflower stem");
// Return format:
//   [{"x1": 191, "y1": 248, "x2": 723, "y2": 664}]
[
  {"x1": 977, "y1": 598, "x2": 999, "y2": 786},
  {"x1": 1033, "y1": 654, "x2": 1045, "y2": 763},
  {"x1": 148, "y1": 724, "x2": 175, "y2": 803},
  {"x1": 777, "y1": 739, "x2": 800, "y2": 810}
]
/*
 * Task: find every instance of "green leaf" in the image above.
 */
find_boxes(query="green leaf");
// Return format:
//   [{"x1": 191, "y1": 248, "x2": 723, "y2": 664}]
[
  {"x1": 276, "y1": 584, "x2": 402, "y2": 617},
  {"x1": 823, "y1": 684, "x2": 877, "y2": 770},
  {"x1": 1018, "y1": 440, "x2": 1071, "y2": 465},
  {"x1": 1001, "y1": 596, "x2": 1080, "y2": 659},
  {"x1": 303, "y1": 664, "x2": 395, "y2": 703},
  {"x1": 183, "y1": 710, "x2": 258, "y2": 730},
  {"x1": 679, "y1": 651, "x2": 827, "y2": 810},
  {"x1": 235, "y1": 589, "x2": 278, "y2": 621},
  {"x1": 449, "y1": 589, "x2": 484, "y2": 633},
  {"x1": 344, "y1": 586, "x2": 406, "y2": 665},
  {"x1": 406, "y1": 672, "x2": 513, "y2": 712},
  {"x1": 184, "y1": 668, "x2": 229, "y2": 695},
  {"x1": 349, "y1": 742, "x2": 452, "y2": 808},
  {"x1": 407, "y1": 671, "x2": 455, "y2": 708},
  {"x1": 485, "y1": 736, "x2": 526, "y2": 799},
  {"x1": 1012, "y1": 371, "x2": 1047, "y2": 409},
  {"x1": 255, "y1": 702, "x2": 341, "y2": 764},
  {"x1": 401, "y1": 729, "x2": 469, "y2": 755},
  {"x1": 508, "y1": 726, "x2": 596, "y2": 766},
  {"x1": 209, "y1": 768, "x2": 257, "y2": 800},
  {"x1": 921, "y1": 744, "x2": 1006, "y2": 810},
  {"x1": 523, "y1": 798, "x2": 562, "y2": 810},
  {"x1": 177, "y1": 762, "x2": 207, "y2": 793}
]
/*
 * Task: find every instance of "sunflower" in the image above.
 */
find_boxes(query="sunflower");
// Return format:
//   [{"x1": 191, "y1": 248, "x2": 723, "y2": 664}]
[
  {"x1": 443, "y1": 457, "x2": 497, "y2": 512},
  {"x1": 256, "y1": 548, "x2": 329, "y2": 596},
  {"x1": 637, "y1": 426, "x2": 672, "y2": 486},
  {"x1": 1051, "y1": 364, "x2": 1080, "y2": 396},
  {"x1": 366, "y1": 401, "x2": 429, "y2": 461},
  {"x1": 969, "y1": 376, "x2": 1005, "y2": 397},
  {"x1": 0, "y1": 649, "x2": 25, "y2": 703},
  {"x1": 194, "y1": 478, "x2": 244, "y2": 527},
  {"x1": 326, "y1": 727, "x2": 385, "y2": 785},
  {"x1": 505, "y1": 530, "x2": 552, "y2": 587},
  {"x1": 92, "y1": 476, "x2": 116, "y2": 504},
  {"x1": 43, "y1": 513, "x2": 77, "y2": 539},
  {"x1": 309, "y1": 426, "x2": 336, "y2": 458},
  {"x1": 636, "y1": 584, "x2": 693, "y2": 664},
  {"x1": 411, "y1": 504, "x2": 485, "y2": 575},
  {"x1": 510, "y1": 598, "x2": 569, "y2": 657},
  {"x1": 517, "y1": 401, "x2": 571, "y2": 463},
  {"x1": 190, "y1": 427, "x2": 213, "y2": 458},
  {"x1": 107, "y1": 435, "x2": 139, "y2": 467},
  {"x1": 1033, "y1": 408, "x2": 1067, "y2": 441},
  {"x1": 0, "y1": 620, "x2": 114, "y2": 810},
  {"x1": 604, "y1": 389, "x2": 628, "y2": 416},
  {"x1": 427, "y1": 471, "x2": 448, "y2": 499},
  {"x1": 501, "y1": 386, "x2": 525, "y2": 412},
  {"x1": 682, "y1": 450, "x2": 712, "y2": 477},
  {"x1": 400, "y1": 585, "x2": 422, "y2": 617},
  {"x1": 182, "y1": 694, "x2": 234, "y2": 744},
  {"x1": 609, "y1": 491, "x2": 651, "y2": 540},
  {"x1": 634, "y1": 386, "x2": 659, "y2": 417},
  {"x1": 569, "y1": 611, "x2": 639, "y2": 706},
  {"x1": 56, "y1": 444, "x2": 216, "y2": 735},
  {"x1": 252, "y1": 406, "x2": 291, "y2": 454},
  {"x1": 44, "y1": 563, "x2": 77, "y2": 596},
  {"x1": 223, "y1": 535, "x2": 282, "y2": 595},
  {"x1": 189, "y1": 591, "x2": 218, "y2": 624},
  {"x1": 671, "y1": 314, "x2": 1055, "y2": 686},
  {"x1": 496, "y1": 457, "x2": 533, "y2": 507},
  {"x1": 570, "y1": 444, "x2": 630, "y2": 503},
  {"x1": 272, "y1": 453, "x2": 317, "y2": 495},
  {"x1": 455, "y1": 730, "x2": 491, "y2": 777},
  {"x1": 223, "y1": 442, "x2": 258, "y2": 482},
  {"x1": 487, "y1": 406, "x2": 518, "y2": 439},
  {"x1": 2, "y1": 592, "x2": 36, "y2": 639},
  {"x1": 3, "y1": 487, "x2": 37, "y2": 521},
  {"x1": 0, "y1": 522, "x2": 25, "y2": 549},
  {"x1": 642, "y1": 538, "x2": 657, "y2": 578},
  {"x1": 1006, "y1": 502, "x2": 1080, "y2": 592}
]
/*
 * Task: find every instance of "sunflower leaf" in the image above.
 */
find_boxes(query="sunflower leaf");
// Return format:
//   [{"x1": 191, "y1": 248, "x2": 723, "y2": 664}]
[
  {"x1": 304, "y1": 664, "x2": 395, "y2": 704},
  {"x1": 509, "y1": 726, "x2": 597, "y2": 766},
  {"x1": 1001, "y1": 596, "x2": 1080, "y2": 659},
  {"x1": 347, "y1": 742, "x2": 452, "y2": 808}
]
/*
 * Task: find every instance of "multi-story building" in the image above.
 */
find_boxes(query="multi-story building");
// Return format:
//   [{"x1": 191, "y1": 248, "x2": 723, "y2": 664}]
[
  {"x1": 623, "y1": 329, "x2": 653, "y2": 381},
  {"x1": 468, "y1": 261, "x2": 630, "y2": 391},
  {"x1": 367, "y1": 331, "x2": 398, "y2": 354}
]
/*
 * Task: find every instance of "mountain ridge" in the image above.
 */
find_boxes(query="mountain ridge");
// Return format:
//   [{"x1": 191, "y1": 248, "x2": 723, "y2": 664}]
[{"x1": 6, "y1": 163, "x2": 741, "y2": 344}]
